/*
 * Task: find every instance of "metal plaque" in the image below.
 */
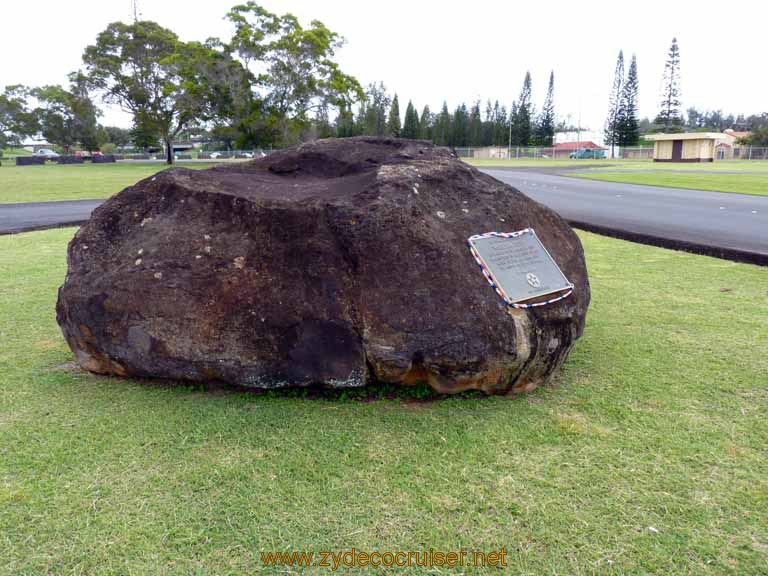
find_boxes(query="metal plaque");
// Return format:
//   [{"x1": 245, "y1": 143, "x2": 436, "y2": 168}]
[{"x1": 468, "y1": 229, "x2": 573, "y2": 304}]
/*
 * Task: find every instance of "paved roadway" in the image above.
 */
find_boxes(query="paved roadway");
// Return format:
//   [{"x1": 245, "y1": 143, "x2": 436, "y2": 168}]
[
  {"x1": 1, "y1": 168, "x2": 767, "y2": 258},
  {"x1": 0, "y1": 199, "x2": 101, "y2": 234},
  {"x1": 481, "y1": 168, "x2": 768, "y2": 256}
]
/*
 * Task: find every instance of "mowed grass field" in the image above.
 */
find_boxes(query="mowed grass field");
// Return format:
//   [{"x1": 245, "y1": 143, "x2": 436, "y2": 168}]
[
  {"x1": 570, "y1": 171, "x2": 768, "y2": 197},
  {"x1": 1, "y1": 227, "x2": 766, "y2": 574},
  {"x1": 0, "y1": 162, "x2": 217, "y2": 204}
]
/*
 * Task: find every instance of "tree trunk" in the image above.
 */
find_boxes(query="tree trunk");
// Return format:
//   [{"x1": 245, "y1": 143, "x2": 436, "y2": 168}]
[{"x1": 164, "y1": 137, "x2": 174, "y2": 165}]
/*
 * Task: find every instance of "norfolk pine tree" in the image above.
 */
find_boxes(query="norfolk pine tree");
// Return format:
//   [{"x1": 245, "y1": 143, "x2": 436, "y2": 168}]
[
  {"x1": 534, "y1": 71, "x2": 555, "y2": 146},
  {"x1": 511, "y1": 71, "x2": 532, "y2": 146},
  {"x1": 655, "y1": 37, "x2": 682, "y2": 130},
  {"x1": 387, "y1": 94, "x2": 401, "y2": 137},
  {"x1": 419, "y1": 104, "x2": 432, "y2": 140},
  {"x1": 402, "y1": 100, "x2": 419, "y2": 139},
  {"x1": 616, "y1": 54, "x2": 640, "y2": 147},
  {"x1": 604, "y1": 50, "x2": 624, "y2": 158}
]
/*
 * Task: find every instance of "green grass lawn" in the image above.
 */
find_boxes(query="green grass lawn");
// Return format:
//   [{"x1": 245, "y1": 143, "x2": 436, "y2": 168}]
[
  {"x1": 571, "y1": 171, "x2": 768, "y2": 196},
  {"x1": 0, "y1": 162, "x2": 217, "y2": 204},
  {"x1": 0, "y1": 147, "x2": 32, "y2": 158},
  {"x1": 1, "y1": 228, "x2": 766, "y2": 574}
]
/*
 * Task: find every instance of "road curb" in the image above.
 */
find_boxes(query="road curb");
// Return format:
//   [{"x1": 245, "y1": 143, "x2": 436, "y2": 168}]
[
  {"x1": 0, "y1": 221, "x2": 88, "y2": 236},
  {"x1": 569, "y1": 220, "x2": 768, "y2": 267}
]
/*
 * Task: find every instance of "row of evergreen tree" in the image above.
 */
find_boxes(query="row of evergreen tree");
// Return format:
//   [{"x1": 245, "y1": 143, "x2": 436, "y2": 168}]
[
  {"x1": 325, "y1": 72, "x2": 558, "y2": 148},
  {"x1": 604, "y1": 52, "x2": 640, "y2": 155}
]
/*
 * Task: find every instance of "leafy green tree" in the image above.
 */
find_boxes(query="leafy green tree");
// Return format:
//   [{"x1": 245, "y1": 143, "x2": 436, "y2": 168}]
[
  {"x1": 0, "y1": 85, "x2": 39, "y2": 150},
  {"x1": 82, "y1": 20, "x2": 204, "y2": 163},
  {"x1": 130, "y1": 111, "x2": 160, "y2": 152},
  {"x1": 655, "y1": 37, "x2": 682, "y2": 131},
  {"x1": 314, "y1": 103, "x2": 335, "y2": 139},
  {"x1": 170, "y1": 39, "x2": 257, "y2": 148},
  {"x1": 604, "y1": 51, "x2": 624, "y2": 157},
  {"x1": 746, "y1": 126, "x2": 768, "y2": 146},
  {"x1": 226, "y1": 3, "x2": 363, "y2": 146},
  {"x1": 104, "y1": 126, "x2": 131, "y2": 147},
  {"x1": 33, "y1": 74, "x2": 103, "y2": 154},
  {"x1": 616, "y1": 54, "x2": 640, "y2": 147},
  {"x1": 534, "y1": 71, "x2": 555, "y2": 146},
  {"x1": 402, "y1": 100, "x2": 419, "y2": 139},
  {"x1": 387, "y1": 94, "x2": 401, "y2": 137},
  {"x1": 334, "y1": 104, "x2": 356, "y2": 138},
  {"x1": 357, "y1": 82, "x2": 390, "y2": 136}
]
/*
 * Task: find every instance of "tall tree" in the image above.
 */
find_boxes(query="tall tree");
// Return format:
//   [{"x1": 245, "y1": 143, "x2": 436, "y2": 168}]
[
  {"x1": 451, "y1": 103, "x2": 469, "y2": 147},
  {"x1": 534, "y1": 71, "x2": 555, "y2": 146},
  {"x1": 358, "y1": 82, "x2": 390, "y2": 136},
  {"x1": 604, "y1": 50, "x2": 624, "y2": 158},
  {"x1": 103, "y1": 126, "x2": 131, "y2": 147},
  {"x1": 492, "y1": 101, "x2": 507, "y2": 146},
  {"x1": 0, "y1": 85, "x2": 39, "y2": 151},
  {"x1": 387, "y1": 94, "x2": 401, "y2": 137},
  {"x1": 418, "y1": 104, "x2": 432, "y2": 140},
  {"x1": 433, "y1": 101, "x2": 451, "y2": 146},
  {"x1": 616, "y1": 54, "x2": 640, "y2": 147},
  {"x1": 82, "y1": 20, "x2": 204, "y2": 163},
  {"x1": 33, "y1": 74, "x2": 103, "y2": 154},
  {"x1": 468, "y1": 101, "x2": 482, "y2": 147},
  {"x1": 511, "y1": 71, "x2": 532, "y2": 146},
  {"x1": 226, "y1": 3, "x2": 363, "y2": 146},
  {"x1": 401, "y1": 100, "x2": 419, "y2": 139},
  {"x1": 655, "y1": 37, "x2": 682, "y2": 131}
]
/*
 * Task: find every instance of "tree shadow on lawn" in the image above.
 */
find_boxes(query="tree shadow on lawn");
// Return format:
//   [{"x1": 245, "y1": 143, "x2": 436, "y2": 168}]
[{"x1": 55, "y1": 360, "x2": 500, "y2": 405}]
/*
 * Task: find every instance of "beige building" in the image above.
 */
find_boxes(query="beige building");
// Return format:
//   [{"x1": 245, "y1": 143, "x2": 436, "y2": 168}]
[{"x1": 645, "y1": 132, "x2": 728, "y2": 162}]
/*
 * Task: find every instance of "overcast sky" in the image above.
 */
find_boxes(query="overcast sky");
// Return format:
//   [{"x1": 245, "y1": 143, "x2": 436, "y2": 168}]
[{"x1": 3, "y1": 0, "x2": 766, "y2": 132}]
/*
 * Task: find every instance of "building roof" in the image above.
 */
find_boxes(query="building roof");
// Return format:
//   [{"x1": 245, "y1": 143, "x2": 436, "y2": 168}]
[
  {"x1": 552, "y1": 141, "x2": 606, "y2": 151},
  {"x1": 723, "y1": 129, "x2": 751, "y2": 140},
  {"x1": 645, "y1": 132, "x2": 728, "y2": 141}
]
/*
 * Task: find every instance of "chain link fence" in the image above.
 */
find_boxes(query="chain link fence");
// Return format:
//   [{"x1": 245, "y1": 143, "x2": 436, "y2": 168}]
[{"x1": 453, "y1": 145, "x2": 768, "y2": 161}]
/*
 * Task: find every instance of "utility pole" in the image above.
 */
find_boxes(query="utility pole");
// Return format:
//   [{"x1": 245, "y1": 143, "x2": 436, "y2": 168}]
[{"x1": 131, "y1": 0, "x2": 140, "y2": 22}]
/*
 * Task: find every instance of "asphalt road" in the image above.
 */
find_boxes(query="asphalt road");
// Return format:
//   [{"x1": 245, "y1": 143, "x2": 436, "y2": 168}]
[
  {"x1": 481, "y1": 168, "x2": 768, "y2": 256},
  {"x1": 1, "y1": 169, "x2": 767, "y2": 259},
  {"x1": 0, "y1": 199, "x2": 101, "y2": 234}
]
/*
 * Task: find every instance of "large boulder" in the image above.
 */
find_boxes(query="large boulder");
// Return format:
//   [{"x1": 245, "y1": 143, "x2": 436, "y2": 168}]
[{"x1": 56, "y1": 138, "x2": 590, "y2": 395}]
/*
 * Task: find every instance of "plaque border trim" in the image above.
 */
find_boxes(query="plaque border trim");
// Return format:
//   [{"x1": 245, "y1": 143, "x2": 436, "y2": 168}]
[{"x1": 467, "y1": 228, "x2": 574, "y2": 308}]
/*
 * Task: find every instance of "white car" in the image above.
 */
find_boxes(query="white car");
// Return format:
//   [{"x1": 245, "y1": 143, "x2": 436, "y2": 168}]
[{"x1": 34, "y1": 149, "x2": 60, "y2": 158}]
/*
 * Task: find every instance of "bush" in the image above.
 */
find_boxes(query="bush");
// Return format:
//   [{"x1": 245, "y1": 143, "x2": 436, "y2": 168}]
[{"x1": 101, "y1": 143, "x2": 117, "y2": 154}]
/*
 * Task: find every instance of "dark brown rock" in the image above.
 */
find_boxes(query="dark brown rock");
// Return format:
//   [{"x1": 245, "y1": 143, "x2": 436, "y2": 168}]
[{"x1": 56, "y1": 137, "x2": 590, "y2": 395}]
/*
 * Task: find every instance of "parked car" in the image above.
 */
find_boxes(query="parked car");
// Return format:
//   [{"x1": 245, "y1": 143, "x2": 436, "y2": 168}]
[
  {"x1": 34, "y1": 149, "x2": 60, "y2": 158},
  {"x1": 569, "y1": 148, "x2": 605, "y2": 159}
]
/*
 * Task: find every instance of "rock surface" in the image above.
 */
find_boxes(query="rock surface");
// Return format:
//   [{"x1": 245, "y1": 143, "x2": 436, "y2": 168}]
[{"x1": 56, "y1": 137, "x2": 590, "y2": 394}]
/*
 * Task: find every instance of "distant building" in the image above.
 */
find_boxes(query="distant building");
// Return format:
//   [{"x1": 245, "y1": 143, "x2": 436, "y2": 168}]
[
  {"x1": 645, "y1": 132, "x2": 728, "y2": 162},
  {"x1": 555, "y1": 131, "x2": 605, "y2": 147},
  {"x1": 551, "y1": 141, "x2": 607, "y2": 158},
  {"x1": 716, "y1": 129, "x2": 753, "y2": 159}
]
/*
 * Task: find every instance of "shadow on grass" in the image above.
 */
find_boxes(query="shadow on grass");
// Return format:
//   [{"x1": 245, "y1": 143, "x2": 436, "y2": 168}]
[{"x1": 56, "y1": 361, "x2": 493, "y2": 404}]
